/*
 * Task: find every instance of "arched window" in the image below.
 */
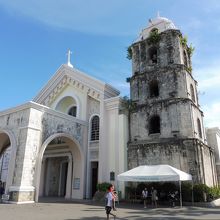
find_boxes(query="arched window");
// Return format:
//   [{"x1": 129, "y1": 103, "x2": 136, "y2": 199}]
[
  {"x1": 190, "y1": 84, "x2": 195, "y2": 102},
  {"x1": 149, "y1": 80, "x2": 159, "y2": 97},
  {"x1": 68, "y1": 106, "x2": 77, "y2": 117},
  {"x1": 149, "y1": 115, "x2": 160, "y2": 134},
  {"x1": 91, "y1": 116, "x2": 100, "y2": 141},
  {"x1": 183, "y1": 50, "x2": 188, "y2": 66},
  {"x1": 149, "y1": 47, "x2": 157, "y2": 64},
  {"x1": 197, "y1": 118, "x2": 202, "y2": 138}
]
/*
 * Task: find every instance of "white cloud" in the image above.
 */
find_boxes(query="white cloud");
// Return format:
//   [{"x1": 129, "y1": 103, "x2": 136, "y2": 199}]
[
  {"x1": 195, "y1": 62, "x2": 220, "y2": 90},
  {"x1": 0, "y1": 0, "x2": 141, "y2": 36},
  {"x1": 203, "y1": 102, "x2": 220, "y2": 128}
]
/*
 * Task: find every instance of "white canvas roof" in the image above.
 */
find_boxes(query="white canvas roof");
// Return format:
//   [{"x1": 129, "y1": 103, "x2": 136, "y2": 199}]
[{"x1": 117, "y1": 165, "x2": 192, "y2": 182}]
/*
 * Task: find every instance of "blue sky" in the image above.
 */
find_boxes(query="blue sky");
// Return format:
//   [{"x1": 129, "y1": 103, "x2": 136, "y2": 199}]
[{"x1": 0, "y1": 0, "x2": 220, "y2": 128}]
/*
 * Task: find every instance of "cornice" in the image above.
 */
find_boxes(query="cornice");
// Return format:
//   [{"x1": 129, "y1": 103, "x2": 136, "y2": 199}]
[
  {"x1": 0, "y1": 101, "x2": 87, "y2": 126},
  {"x1": 104, "y1": 96, "x2": 121, "y2": 110}
]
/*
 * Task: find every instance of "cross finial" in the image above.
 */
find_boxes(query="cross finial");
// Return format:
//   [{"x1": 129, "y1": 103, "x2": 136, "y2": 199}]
[
  {"x1": 67, "y1": 49, "x2": 73, "y2": 68},
  {"x1": 157, "y1": 11, "x2": 160, "y2": 18}
]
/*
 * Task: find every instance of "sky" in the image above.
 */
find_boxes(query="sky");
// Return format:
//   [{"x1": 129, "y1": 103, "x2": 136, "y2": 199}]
[{"x1": 0, "y1": 0, "x2": 220, "y2": 128}]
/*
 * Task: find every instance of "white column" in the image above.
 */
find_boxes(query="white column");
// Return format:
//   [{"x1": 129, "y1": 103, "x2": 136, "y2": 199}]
[{"x1": 65, "y1": 155, "x2": 73, "y2": 199}]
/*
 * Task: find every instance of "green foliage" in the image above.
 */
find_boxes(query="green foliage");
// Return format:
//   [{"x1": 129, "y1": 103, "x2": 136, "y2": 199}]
[
  {"x1": 126, "y1": 77, "x2": 131, "y2": 83},
  {"x1": 127, "y1": 46, "x2": 132, "y2": 60},
  {"x1": 97, "y1": 182, "x2": 111, "y2": 192},
  {"x1": 193, "y1": 184, "x2": 210, "y2": 202},
  {"x1": 147, "y1": 29, "x2": 160, "y2": 45},
  {"x1": 180, "y1": 36, "x2": 188, "y2": 47},
  {"x1": 181, "y1": 35, "x2": 195, "y2": 57},
  {"x1": 187, "y1": 44, "x2": 195, "y2": 57},
  {"x1": 208, "y1": 186, "x2": 220, "y2": 201},
  {"x1": 186, "y1": 66, "x2": 192, "y2": 73},
  {"x1": 182, "y1": 182, "x2": 193, "y2": 202}
]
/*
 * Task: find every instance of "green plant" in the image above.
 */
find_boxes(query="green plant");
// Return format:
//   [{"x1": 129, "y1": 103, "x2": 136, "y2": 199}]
[
  {"x1": 193, "y1": 184, "x2": 210, "y2": 202},
  {"x1": 97, "y1": 182, "x2": 111, "y2": 192},
  {"x1": 180, "y1": 36, "x2": 188, "y2": 47},
  {"x1": 208, "y1": 186, "x2": 220, "y2": 201},
  {"x1": 126, "y1": 77, "x2": 131, "y2": 83},
  {"x1": 127, "y1": 46, "x2": 132, "y2": 60},
  {"x1": 181, "y1": 35, "x2": 195, "y2": 57},
  {"x1": 186, "y1": 66, "x2": 192, "y2": 73},
  {"x1": 182, "y1": 182, "x2": 193, "y2": 202},
  {"x1": 147, "y1": 29, "x2": 160, "y2": 45},
  {"x1": 187, "y1": 44, "x2": 195, "y2": 57}
]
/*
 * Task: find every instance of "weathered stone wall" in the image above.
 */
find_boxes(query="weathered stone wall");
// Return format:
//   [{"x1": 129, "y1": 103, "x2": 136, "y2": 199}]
[
  {"x1": 41, "y1": 112, "x2": 85, "y2": 146},
  {"x1": 130, "y1": 99, "x2": 195, "y2": 141},
  {"x1": 132, "y1": 30, "x2": 182, "y2": 75},
  {"x1": 127, "y1": 138, "x2": 216, "y2": 185}
]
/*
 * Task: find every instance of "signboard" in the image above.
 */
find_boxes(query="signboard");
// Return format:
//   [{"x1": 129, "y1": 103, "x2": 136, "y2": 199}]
[{"x1": 73, "y1": 178, "x2": 80, "y2": 189}]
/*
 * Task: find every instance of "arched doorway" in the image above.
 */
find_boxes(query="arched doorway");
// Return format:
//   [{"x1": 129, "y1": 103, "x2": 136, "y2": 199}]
[
  {"x1": 36, "y1": 133, "x2": 84, "y2": 201},
  {"x1": 0, "y1": 132, "x2": 12, "y2": 191}
]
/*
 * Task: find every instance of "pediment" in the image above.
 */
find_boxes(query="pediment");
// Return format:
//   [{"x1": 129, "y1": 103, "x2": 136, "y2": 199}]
[{"x1": 33, "y1": 64, "x2": 119, "y2": 106}]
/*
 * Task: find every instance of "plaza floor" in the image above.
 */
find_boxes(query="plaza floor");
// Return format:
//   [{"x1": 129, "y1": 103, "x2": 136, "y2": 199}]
[{"x1": 0, "y1": 199, "x2": 220, "y2": 220}]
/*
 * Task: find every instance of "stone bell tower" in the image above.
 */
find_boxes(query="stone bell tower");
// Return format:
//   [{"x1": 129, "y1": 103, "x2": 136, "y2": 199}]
[{"x1": 127, "y1": 15, "x2": 217, "y2": 186}]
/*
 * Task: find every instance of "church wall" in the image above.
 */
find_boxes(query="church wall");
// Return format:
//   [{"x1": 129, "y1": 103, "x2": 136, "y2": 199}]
[
  {"x1": 206, "y1": 128, "x2": 220, "y2": 163},
  {"x1": 0, "y1": 101, "x2": 88, "y2": 202},
  {"x1": 130, "y1": 100, "x2": 195, "y2": 141},
  {"x1": 132, "y1": 30, "x2": 182, "y2": 75},
  {"x1": 49, "y1": 84, "x2": 87, "y2": 120},
  {"x1": 202, "y1": 146, "x2": 216, "y2": 186},
  {"x1": 127, "y1": 139, "x2": 216, "y2": 186},
  {"x1": 102, "y1": 97, "x2": 128, "y2": 184}
]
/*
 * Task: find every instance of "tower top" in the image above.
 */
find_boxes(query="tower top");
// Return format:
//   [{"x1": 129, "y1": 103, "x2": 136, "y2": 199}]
[
  {"x1": 66, "y1": 49, "x2": 73, "y2": 68},
  {"x1": 136, "y1": 14, "x2": 177, "y2": 42}
]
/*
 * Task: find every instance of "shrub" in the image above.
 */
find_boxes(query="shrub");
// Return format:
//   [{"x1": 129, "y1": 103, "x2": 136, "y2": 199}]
[
  {"x1": 182, "y1": 182, "x2": 193, "y2": 202},
  {"x1": 208, "y1": 186, "x2": 220, "y2": 201},
  {"x1": 193, "y1": 184, "x2": 210, "y2": 202},
  {"x1": 97, "y1": 182, "x2": 111, "y2": 192}
]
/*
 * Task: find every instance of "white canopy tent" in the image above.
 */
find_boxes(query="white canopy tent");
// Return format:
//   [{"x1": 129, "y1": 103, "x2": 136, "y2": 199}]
[{"x1": 117, "y1": 165, "x2": 193, "y2": 207}]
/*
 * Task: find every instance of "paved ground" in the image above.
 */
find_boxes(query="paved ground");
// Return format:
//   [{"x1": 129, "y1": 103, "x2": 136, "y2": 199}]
[{"x1": 0, "y1": 200, "x2": 220, "y2": 220}]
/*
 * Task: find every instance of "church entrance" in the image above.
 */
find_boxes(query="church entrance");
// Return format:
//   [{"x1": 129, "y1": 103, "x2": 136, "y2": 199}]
[
  {"x1": 0, "y1": 132, "x2": 12, "y2": 191},
  {"x1": 91, "y1": 161, "x2": 98, "y2": 197},
  {"x1": 42, "y1": 156, "x2": 68, "y2": 197},
  {"x1": 37, "y1": 134, "x2": 84, "y2": 201}
]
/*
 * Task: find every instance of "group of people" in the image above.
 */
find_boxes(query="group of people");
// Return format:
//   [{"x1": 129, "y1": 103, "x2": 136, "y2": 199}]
[{"x1": 142, "y1": 187, "x2": 158, "y2": 208}]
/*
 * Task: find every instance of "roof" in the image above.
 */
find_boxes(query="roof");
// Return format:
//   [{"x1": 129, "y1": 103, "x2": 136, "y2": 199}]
[
  {"x1": 117, "y1": 165, "x2": 192, "y2": 182},
  {"x1": 136, "y1": 15, "x2": 177, "y2": 42}
]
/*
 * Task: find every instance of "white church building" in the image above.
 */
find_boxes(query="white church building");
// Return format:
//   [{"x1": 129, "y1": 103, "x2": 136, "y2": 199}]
[
  {"x1": 0, "y1": 15, "x2": 220, "y2": 204},
  {"x1": 0, "y1": 52, "x2": 128, "y2": 203}
]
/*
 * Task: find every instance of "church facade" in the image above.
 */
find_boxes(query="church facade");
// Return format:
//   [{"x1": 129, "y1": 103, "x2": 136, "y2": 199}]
[
  {"x1": 0, "y1": 15, "x2": 219, "y2": 203},
  {"x1": 0, "y1": 62, "x2": 128, "y2": 203}
]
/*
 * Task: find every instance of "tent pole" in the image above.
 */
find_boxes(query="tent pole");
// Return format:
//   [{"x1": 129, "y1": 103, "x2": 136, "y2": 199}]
[
  {"x1": 192, "y1": 180, "x2": 194, "y2": 206},
  {"x1": 179, "y1": 180, "x2": 182, "y2": 208}
]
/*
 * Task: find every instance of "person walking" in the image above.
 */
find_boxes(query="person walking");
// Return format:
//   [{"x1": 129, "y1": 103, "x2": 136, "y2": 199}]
[
  {"x1": 151, "y1": 187, "x2": 158, "y2": 208},
  {"x1": 105, "y1": 184, "x2": 116, "y2": 219},
  {"x1": 142, "y1": 188, "x2": 148, "y2": 208}
]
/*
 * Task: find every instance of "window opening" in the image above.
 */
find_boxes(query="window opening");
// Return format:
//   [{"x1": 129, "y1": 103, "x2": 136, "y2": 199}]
[
  {"x1": 68, "y1": 106, "x2": 77, "y2": 117},
  {"x1": 149, "y1": 80, "x2": 159, "y2": 97},
  {"x1": 91, "y1": 116, "x2": 100, "y2": 141},
  {"x1": 149, "y1": 115, "x2": 160, "y2": 134}
]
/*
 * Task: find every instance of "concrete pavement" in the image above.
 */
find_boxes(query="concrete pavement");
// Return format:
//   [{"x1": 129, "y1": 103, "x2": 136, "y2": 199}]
[{"x1": 0, "y1": 200, "x2": 220, "y2": 220}]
